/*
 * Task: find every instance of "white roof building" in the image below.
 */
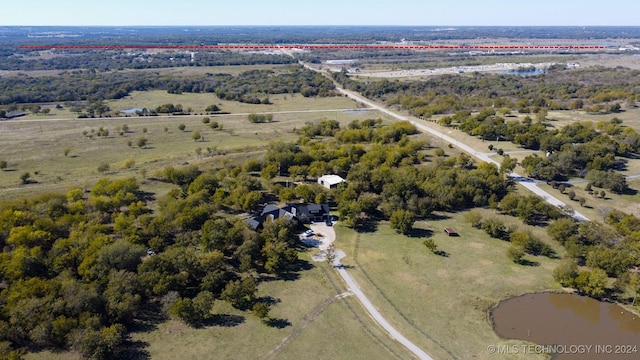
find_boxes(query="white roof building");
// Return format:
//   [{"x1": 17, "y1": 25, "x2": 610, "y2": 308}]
[{"x1": 318, "y1": 174, "x2": 345, "y2": 189}]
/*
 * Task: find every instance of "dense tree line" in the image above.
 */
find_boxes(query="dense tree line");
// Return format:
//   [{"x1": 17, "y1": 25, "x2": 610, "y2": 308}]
[
  {"x1": 333, "y1": 66, "x2": 640, "y2": 118},
  {"x1": 517, "y1": 118, "x2": 637, "y2": 189},
  {"x1": 258, "y1": 120, "x2": 510, "y2": 231},
  {"x1": 437, "y1": 111, "x2": 637, "y2": 188},
  {"x1": 0, "y1": 50, "x2": 295, "y2": 71},
  {"x1": 0, "y1": 171, "x2": 304, "y2": 358},
  {"x1": 0, "y1": 66, "x2": 335, "y2": 106},
  {"x1": 549, "y1": 210, "x2": 640, "y2": 302}
]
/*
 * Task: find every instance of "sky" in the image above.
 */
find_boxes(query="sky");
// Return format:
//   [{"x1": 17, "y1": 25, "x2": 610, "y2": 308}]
[{"x1": 3, "y1": 0, "x2": 640, "y2": 26}]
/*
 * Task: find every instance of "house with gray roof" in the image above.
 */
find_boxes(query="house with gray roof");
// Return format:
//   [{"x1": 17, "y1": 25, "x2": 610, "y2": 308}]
[{"x1": 246, "y1": 203, "x2": 330, "y2": 230}]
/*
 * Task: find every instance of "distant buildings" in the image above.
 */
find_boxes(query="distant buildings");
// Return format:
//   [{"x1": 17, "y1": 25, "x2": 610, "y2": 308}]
[
  {"x1": 2, "y1": 111, "x2": 26, "y2": 119},
  {"x1": 317, "y1": 174, "x2": 345, "y2": 190}
]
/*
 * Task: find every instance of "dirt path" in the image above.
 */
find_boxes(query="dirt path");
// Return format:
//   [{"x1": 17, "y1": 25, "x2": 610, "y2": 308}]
[
  {"x1": 262, "y1": 291, "x2": 353, "y2": 360},
  {"x1": 306, "y1": 223, "x2": 433, "y2": 360}
]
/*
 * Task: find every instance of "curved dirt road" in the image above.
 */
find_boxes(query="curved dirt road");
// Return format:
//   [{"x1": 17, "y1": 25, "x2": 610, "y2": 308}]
[{"x1": 310, "y1": 223, "x2": 433, "y2": 360}]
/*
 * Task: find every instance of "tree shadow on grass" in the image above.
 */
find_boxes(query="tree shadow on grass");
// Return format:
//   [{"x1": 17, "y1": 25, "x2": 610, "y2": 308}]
[
  {"x1": 337, "y1": 264, "x2": 355, "y2": 269},
  {"x1": 433, "y1": 250, "x2": 450, "y2": 257},
  {"x1": 204, "y1": 314, "x2": 246, "y2": 328},
  {"x1": 354, "y1": 221, "x2": 378, "y2": 233},
  {"x1": 517, "y1": 259, "x2": 540, "y2": 267},
  {"x1": 137, "y1": 190, "x2": 157, "y2": 203},
  {"x1": 613, "y1": 159, "x2": 628, "y2": 172},
  {"x1": 408, "y1": 228, "x2": 433, "y2": 238},
  {"x1": 428, "y1": 213, "x2": 451, "y2": 221},
  {"x1": 256, "y1": 296, "x2": 281, "y2": 306},
  {"x1": 265, "y1": 318, "x2": 291, "y2": 329},
  {"x1": 120, "y1": 340, "x2": 151, "y2": 360},
  {"x1": 129, "y1": 302, "x2": 166, "y2": 333}
]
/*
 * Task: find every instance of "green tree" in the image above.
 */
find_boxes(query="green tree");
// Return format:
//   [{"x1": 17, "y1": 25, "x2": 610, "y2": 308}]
[
  {"x1": 553, "y1": 260, "x2": 579, "y2": 287},
  {"x1": 178, "y1": 124, "x2": 186, "y2": 132},
  {"x1": 389, "y1": 209, "x2": 414, "y2": 235},
  {"x1": 463, "y1": 210, "x2": 483, "y2": 228},
  {"x1": 205, "y1": 104, "x2": 220, "y2": 113},
  {"x1": 629, "y1": 272, "x2": 640, "y2": 306},
  {"x1": 507, "y1": 245, "x2": 525, "y2": 264},
  {"x1": 575, "y1": 268, "x2": 608, "y2": 299},
  {"x1": 202, "y1": 117, "x2": 210, "y2": 124},
  {"x1": 252, "y1": 302, "x2": 271, "y2": 320},
  {"x1": 169, "y1": 297, "x2": 196, "y2": 323},
  {"x1": 20, "y1": 172, "x2": 31, "y2": 184},
  {"x1": 0, "y1": 160, "x2": 7, "y2": 171},
  {"x1": 192, "y1": 291, "x2": 216, "y2": 320},
  {"x1": 481, "y1": 217, "x2": 507, "y2": 240},
  {"x1": 547, "y1": 218, "x2": 578, "y2": 245},
  {"x1": 124, "y1": 158, "x2": 135, "y2": 169},
  {"x1": 97, "y1": 163, "x2": 110, "y2": 174},
  {"x1": 137, "y1": 137, "x2": 147, "y2": 148},
  {"x1": 63, "y1": 148, "x2": 71, "y2": 157},
  {"x1": 500, "y1": 156, "x2": 517, "y2": 175},
  {"x1": 261, "y1": 164, "x2": 278, "y2": 180},
  {"x1": 221, "y1": 278, "x2": 257, "y2": 310},
  {"x1": 103, "y1": 270, "x2": 142, "y2": 324},
  {"x1": 423, "y1": 238, "x2": 438, "y2": 253},
  {"x1": 192, "y1": 131, "x2": 202, "y2": 142}
]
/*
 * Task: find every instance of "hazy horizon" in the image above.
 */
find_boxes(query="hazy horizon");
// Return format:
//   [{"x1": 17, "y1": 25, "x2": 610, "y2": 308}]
[{"x1": 4, "y1": 0, "x2": 640, "y2": 27}]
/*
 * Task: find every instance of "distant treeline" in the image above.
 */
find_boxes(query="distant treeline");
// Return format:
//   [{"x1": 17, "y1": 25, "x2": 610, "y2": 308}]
[
  {"x1": 0, "y1": 50, "x2": 295, "y2": 71},
  {"x1": 333, "y1": 66, "x2": 640, "y2": 117},
  {"x1": 3, "y1": 26, "x2": 639, "y2": 48},
  {"x1": 0, "y1": 66, "x2": 336, "y2": 105}
]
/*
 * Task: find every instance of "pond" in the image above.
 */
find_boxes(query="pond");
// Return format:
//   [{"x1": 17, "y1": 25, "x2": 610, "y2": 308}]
[
  {"x1": 501, "y1": 69, "x2": 546, "y2": 76},
  {"x1": 343, "y1": 109, "x2": 370, "y2": 114},
  {"x1": 491, "y1": 292, "x2": 640, "y2": 359},
  {"x1": 121, "y1": 107, "x2": 144, "y2": 114}
]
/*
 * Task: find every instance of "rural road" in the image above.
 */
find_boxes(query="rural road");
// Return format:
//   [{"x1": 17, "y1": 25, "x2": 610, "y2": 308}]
[
  {"x1": 309, "y1": 223, "x2": 433, "y2": 360},
  {"x1": 334, "y1": 86, "x2": 591, "y2": 222}
]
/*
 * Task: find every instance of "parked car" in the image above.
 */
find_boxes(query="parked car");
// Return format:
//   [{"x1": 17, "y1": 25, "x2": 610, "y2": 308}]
[{"x1": 303, "y1": 229, "x2": 314, "y2": 236}]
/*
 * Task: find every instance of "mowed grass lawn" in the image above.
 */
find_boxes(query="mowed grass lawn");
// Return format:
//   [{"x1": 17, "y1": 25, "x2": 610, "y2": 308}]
[
  {"x1": 0, "y1": 105, "x2": 390, "y2": 200},
  {"x1": 334, "y1": 209, "x2": 565, "y2": 360}
]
